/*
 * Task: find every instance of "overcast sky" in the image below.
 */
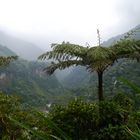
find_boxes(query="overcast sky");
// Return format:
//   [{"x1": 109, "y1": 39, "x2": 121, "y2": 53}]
[{"x1": 0, "y1": 0, "x2": 140, "y2": 50}]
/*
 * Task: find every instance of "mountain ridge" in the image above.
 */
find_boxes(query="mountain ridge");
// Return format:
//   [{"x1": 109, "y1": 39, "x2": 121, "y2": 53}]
[
  {"x1": 103, "y1": 24, "x2": 140, "y2": 46},
  {"x1": 0, "y1": 44, "x2": 16, "y2": 56},
  {"x1": 0, "y1": 30, "x2": 43, "y2": 60}
]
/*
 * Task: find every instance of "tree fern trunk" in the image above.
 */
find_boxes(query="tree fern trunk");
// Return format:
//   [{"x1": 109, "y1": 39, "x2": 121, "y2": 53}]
[
  {"x1": 10, "y1": 135, "x2": 15, "y2": 140},
  {"x1": 97, "y1": 71, "x2": 104, "y2": 101}
]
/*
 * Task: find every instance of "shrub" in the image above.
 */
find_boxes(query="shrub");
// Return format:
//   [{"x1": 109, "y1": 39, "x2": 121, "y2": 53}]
[
  {"x1": 49, "y1": 99, "x2": 98, "y2": 140},
  {"x1": 49, "y1": 95, "x2": 133, "y2": 140}
]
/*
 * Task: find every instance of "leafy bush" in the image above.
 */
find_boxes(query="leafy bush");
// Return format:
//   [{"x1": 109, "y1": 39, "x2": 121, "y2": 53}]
[
  {"x1": 0, "y1": 92, "x2": 136, "y2": 140},
  {"x1": 49, "y1": 99, "x2": 98, "y2": 140},
  {"x1": 49, "y1": 95, "x2": 133, "y2": 140},
  {"x1": 0, "y1": 92, "x2": 49, "y2": 140},
  {"x1": 92, "y1": 125, "x2": 130, "y2": 140}
]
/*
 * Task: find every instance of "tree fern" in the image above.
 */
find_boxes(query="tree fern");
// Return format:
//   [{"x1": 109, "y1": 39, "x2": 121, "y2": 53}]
[{"x1": 39, "y1": 30, "x2": 140, "y2": 101}]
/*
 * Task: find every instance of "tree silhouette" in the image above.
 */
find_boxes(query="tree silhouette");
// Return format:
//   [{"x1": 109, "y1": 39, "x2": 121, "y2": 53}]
[{"x1": 39, "y1": 31, "x2": 140, "y2": 101}]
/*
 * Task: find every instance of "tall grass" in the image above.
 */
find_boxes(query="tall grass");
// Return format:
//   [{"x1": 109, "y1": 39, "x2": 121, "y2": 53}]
[
  {"x1": 118, "y1": 77, "x2": 140, "y2": 140},
  {"x1": 9, "y1": 109, "x2": 72, "y2": 140}
]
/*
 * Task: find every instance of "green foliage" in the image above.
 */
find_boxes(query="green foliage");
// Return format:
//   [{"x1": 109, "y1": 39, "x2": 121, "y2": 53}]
[
  {"x1": 39, "y1": 32, "x2": 140, "y2": 101},
  {"x1": 113, "y1": 92, "x2": 133, "y2": 111},
  {"x1": 59, "y1": 59, "x2": 140, "y2": 101},
  {"x1": 92, "y1": 125, "x2": 129, "y2": 140},
  {"x1": 126, "y1": 126, "x2": 140, "y2": 140},
  {"x1": 118, "y1": 77, "x2": 140, "y2": 94},
  {"x1": 34, "y1": 110, "x2": 72, "y2": 140},
  {"x1": 0, "y1": 91, "x2": 138, "y2": 140},
  {"x1": 0, "y1": 59, "x2": 69, "y2": 107},
  {"x1": 130, "y1": 111, "x2": 140, "y2": 128},
  {"x1": 0, "y1": 92, "x2": 72, "y2": 140},
  {"x1": 0, "y1": 92, "x2": 48, "y2": 139},
  {"x1": 9, "y1": 117, "x2": 50, "y2": 140},
  {"x1": 49, "y1": 99, "x2": 98, "y2": 140},
  {"x1": 0, "y1": 92, "x2": 25, "y2": 139},
  {"x1": 0, "y1": 56, "x2": 17, "y2": 66},
  {"x1": 117, "y1": 77, "x2": 140, "y2": 109},
  {"x1": 99, "y1": 101, "x2": 128, "y2": 127},
  {"x1": 126, "y1": 109, "x2": 140, "y2": 140},
  {"x1": 48, "y1": 95, "x2": 133, "y2": 140}
]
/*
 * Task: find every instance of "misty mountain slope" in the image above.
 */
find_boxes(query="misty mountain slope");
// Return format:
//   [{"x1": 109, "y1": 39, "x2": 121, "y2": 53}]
[
  {"x1": 103, "y1": 24, "x2": 140, "y2": 46},
  {"x1": 61, "y1": 66, "x2": 96, "y2": 88},
  {"x1": 0, "y1": 31, "x2": 43, "y2": 60},
  {"x1": 0, "y1": 44, "x2": 16, "y2": 56},
  {"x1": 55, "y1": 67, "x2": 74, "y2": 81},
  {"x1": 0, "y1": 59, "x2": 65, "y2": 106}
]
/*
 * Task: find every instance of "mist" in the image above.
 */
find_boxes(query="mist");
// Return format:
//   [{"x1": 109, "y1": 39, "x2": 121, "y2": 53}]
[{"x1": 0, "y1": 0, "x2": 139, "y2": 51}]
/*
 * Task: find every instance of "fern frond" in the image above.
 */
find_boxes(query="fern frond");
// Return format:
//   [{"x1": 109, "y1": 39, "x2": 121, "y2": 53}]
[
  {"x1": 111, "y1": 40, "x2": 140, "y2": 60},
  {"x1": 39, "y1": 39, "x2": 140, "y2": 75},
  {"x1": 87, "y1": 46, "x2": 115, "y2": 61},
  {"x1": 44, "y1": 60, "x2": 83, "y2": 75},
  {"x1": 0, "y1": 56, "x2": 18, "y2": 66},
  {"x1": 38, "y1": 42, "x2": 87, "y2": 61}
]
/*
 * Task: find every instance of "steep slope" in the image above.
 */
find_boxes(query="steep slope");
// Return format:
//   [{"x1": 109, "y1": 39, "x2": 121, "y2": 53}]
[
  {"x1": 103, "y1": 24, "x2": 140, "y2": 46},
  {"x1": 62, "y1": 66, "x2": 95, "y2": 88},
  {"x1": 0, "y1": 59, "x2": 65, "y2": 107},
  {"x1": 0, "y1": 31, "x2": 43, "y2": 60},
  {"x1": 0, "y1": 44, "x2": 16, "y2": 56}
]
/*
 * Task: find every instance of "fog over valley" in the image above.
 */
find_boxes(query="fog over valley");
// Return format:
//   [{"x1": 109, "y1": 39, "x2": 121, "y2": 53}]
[
  {"x1": 0, "y1": 0, "x2": 140, "y2": 53},
  {"x1": 0, "y1": 1, "x2": 140, "y2": 139}
]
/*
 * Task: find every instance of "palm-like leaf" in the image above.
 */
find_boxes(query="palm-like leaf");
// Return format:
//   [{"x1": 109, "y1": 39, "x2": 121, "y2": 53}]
[
  {"x1": 86, "y1": 46, "x2": 116, "y2": 71},
  {"x1": 44, "y1": 60, "x2": 83, "y2": 75},
  {"x1": 39, "y1": 43, "x2": 117, "y2": 73},
  {"x1": 39, "y1": 42, "x2": 87, "y2": 61},
  {"x1": 38, "y1": 35, "x2": 140, "y2": 101},
  {"x1": 111, "y1": 40, "x2": 140, "y2": 60}
]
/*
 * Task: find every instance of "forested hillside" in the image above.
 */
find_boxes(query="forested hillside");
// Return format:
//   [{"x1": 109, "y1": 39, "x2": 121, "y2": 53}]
[
  {"x1": 0, "y1": 39, "x2": 76, "y2": 107},
  {"x1": 103, "y1": 24, "x2": 140, "y2": 46},
  {"x1": 0, "y1": 59, "x2": 72, "y2": 107},
  {"x1": 0, "y1": 25, "x2": 140, "y2": 106},
  {"x1": 0, "y1": 44, "x2": 16, "y2": 56},
  {"x1": 0, "y1": 1, "x2": 140, "y2": 139}
]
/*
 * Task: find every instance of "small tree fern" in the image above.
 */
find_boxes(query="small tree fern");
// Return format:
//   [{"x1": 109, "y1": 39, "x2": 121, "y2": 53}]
[{"x1": 39, "y1": 30, "x2": 140, "y2": 101}]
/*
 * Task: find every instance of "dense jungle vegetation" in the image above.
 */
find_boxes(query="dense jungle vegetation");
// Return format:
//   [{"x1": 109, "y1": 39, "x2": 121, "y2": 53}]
[{"x1": 0, "y1": 25, "x2": 140, "y2": 140}]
